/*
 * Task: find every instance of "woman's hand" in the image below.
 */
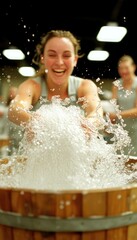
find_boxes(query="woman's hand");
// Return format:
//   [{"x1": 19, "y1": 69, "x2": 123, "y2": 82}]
[
  {"x1": 80, "y1": 116, "x2": 98, "y2": 139},
  {"x1": 24, "y1": 126, "x2": 35, "y2": 142},
  {"x1": 22, "y1": 112, "x2": 41, "y2": 143}
]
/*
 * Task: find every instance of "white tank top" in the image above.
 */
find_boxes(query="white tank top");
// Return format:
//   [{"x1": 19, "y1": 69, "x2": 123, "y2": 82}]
[{"x1": 32, "y1": 75, "x2": 83, "y2": 111}]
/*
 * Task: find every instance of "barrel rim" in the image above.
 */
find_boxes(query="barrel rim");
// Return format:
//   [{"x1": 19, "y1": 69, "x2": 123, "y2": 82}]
[
  {"x1": 0, "y1": 155, "x2": 137, "y2": 194},
  {"x1": 0, "y1": 183, "x2": 137, "y2": 194}
]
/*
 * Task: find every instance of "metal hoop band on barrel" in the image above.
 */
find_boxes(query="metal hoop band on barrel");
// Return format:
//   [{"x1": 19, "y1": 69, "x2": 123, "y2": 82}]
[{"x1": 0, "y1": 210, "x2": 137, "y2": 232}]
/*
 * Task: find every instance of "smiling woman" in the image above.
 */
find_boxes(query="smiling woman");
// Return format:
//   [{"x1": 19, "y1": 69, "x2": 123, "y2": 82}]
[{"x1": 8, "y1": 30, "x2": 103, "y2": 134}]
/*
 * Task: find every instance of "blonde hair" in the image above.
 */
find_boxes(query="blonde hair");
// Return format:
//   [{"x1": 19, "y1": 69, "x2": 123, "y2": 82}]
[{"x1": 32, "y1": 30, "x2": 83, "y2": 76}]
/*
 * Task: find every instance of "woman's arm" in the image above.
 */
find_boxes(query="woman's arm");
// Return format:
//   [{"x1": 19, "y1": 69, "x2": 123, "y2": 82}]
[
  {"x1": 78, "y1": 79, "x2": 104, "y2": 128},
  {"x1": 8, "y1": 79, "x2": 41, "y2": 126}
]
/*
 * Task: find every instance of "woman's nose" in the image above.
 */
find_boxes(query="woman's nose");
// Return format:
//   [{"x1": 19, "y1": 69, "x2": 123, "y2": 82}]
[{"x1": 56, "y1": 56, "x2": 64, "y2": 65}]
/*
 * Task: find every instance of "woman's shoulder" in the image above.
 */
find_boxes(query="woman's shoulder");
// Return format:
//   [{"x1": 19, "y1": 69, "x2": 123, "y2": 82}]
[
  {"x1": 80, "y1": 78, "x2": 98, "y2": 88},
  {"x1": 69, "y1": 75, "x2": 83, "y2": 82},
  {"x1": 18, "y1": 77, "x2": 42, "y2": 97},
  {"x1": 20, "y1": 76, "x2": 43, "y2": 88},
  {"x1": 75, "y1": 77, "x2": 99, "y2": 94},
  {"x1": 27, "y1": 75, "x2": 43, "y2": 84}
]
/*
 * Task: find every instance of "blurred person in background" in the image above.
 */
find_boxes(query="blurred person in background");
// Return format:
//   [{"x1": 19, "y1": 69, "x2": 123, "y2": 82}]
[{"x1": 109, "y1": 55, "x2": 137, "y2": 156}]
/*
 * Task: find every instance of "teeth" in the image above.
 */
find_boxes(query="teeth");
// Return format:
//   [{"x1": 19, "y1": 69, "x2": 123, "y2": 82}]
[{"x1": 54, "y1": 70, "x2": 64, "y2": 73}]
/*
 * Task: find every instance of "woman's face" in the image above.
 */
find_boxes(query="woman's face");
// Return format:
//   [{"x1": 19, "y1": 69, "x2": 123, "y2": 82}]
[
  {"x1": 118, "y1": 60, "x2": 136, "y2": 80},
  {"x1": 41, "y1": 37, "x2": 78, "y2": 86}
]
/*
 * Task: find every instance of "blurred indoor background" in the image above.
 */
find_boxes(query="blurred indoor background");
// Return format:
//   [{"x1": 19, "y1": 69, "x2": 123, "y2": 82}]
[{"x1": 0, "y1": 0, "x2": 136, "y2": 100}]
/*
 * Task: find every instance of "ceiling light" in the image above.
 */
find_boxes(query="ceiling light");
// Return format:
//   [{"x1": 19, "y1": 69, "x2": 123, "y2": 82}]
[
  {"x1": 87, "y1": 49, "x2": 109, "y2": 61},
  {"x1": 18, "y1": 66, "x2": 36, "y2": 77},
  {"x1": 96, "y1": 22, "x2": 127, "y2": 42},
  {"x1": 2, "y1": 49, "x2": 25, "y2": 60}
]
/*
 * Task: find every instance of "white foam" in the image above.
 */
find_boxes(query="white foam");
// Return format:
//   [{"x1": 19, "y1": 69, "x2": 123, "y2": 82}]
[{"x1": 0, "y1": 97, "x2": 136, "y2": 190}]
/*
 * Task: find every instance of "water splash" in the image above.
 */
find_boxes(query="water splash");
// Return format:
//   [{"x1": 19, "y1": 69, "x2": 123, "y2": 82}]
[
  {"x1": 113, "y1": 79, "x2": 133, "y2": 97},
  {"x1": 0, "y1": 96, "x2": 136, "y2": 190}
]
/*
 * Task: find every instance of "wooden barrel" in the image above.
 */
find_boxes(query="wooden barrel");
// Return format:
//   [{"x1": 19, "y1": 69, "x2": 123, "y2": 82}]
[{"x1": 0, "y1": 157, "x2": 137, "y2": 240}]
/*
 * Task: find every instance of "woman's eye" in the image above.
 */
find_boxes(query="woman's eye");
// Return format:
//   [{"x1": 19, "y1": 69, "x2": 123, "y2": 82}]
[
  {"x1": 49, "y1": 54, "x2": 56, "y2": 57},
  {"x1": 64, "y1": 55, "x2": 71, "y2": 58}
]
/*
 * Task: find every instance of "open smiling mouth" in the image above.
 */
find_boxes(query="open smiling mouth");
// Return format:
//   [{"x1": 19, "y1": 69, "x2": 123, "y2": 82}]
[{"x1": 53, "y1": 69, "x2": 66, "y2": 75}]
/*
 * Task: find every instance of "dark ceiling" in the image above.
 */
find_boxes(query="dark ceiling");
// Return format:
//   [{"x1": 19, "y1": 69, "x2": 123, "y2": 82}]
[{"x1": 0, "y1": 0, "x2": 136, "y2": 80}]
